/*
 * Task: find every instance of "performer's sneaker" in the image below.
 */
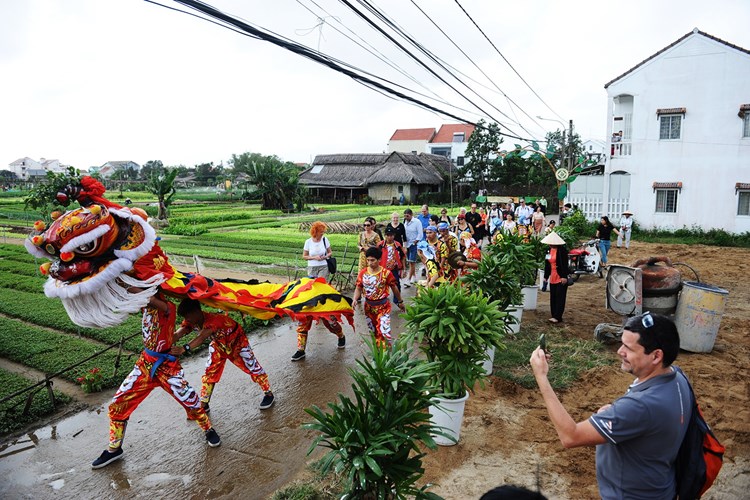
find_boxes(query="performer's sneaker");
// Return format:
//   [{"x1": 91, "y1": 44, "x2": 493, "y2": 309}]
[
  {"x1": 337, "y1": 336, "x2": 346, "y2": 349},
  {"x1": 291, "y1": 350, "x2": 306, "y2": 362},
  {"x1": 260, "y1": 391, "x2": 275, "y2": 410},
  {"x1": 91, "y1": 447, "x2": 123, "y2": 469},
  {"x1": 205, "y1": 428, "x2": 221, "y2": 447},
  {"x1": 201, "y1": 403, "x2": 210, "y2": 414}
]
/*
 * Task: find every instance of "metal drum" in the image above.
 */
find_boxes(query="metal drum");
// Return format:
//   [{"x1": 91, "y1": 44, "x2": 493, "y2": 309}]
[{"x1": 631, "y1": 256, "x2": 682, "y2": 315}]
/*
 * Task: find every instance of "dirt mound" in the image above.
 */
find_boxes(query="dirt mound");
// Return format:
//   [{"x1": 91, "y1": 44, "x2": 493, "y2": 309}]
[{"x1": 423, "y1": 241, "x2": 750, "y2": 498}]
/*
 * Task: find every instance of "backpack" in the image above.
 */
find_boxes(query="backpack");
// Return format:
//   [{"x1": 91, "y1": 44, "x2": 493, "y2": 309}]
[{"x1": 674, "y1": 367, "x2": 725, "y2": 499}]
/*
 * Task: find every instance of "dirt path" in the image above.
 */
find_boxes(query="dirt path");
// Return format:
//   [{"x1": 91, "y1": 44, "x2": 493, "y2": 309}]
[{"x1": 421, "y1": 242, "x2": 750, "y2": 499}]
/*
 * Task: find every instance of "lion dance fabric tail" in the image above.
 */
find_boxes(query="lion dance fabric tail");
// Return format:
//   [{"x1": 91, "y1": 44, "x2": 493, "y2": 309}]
[{"x1": 25, "y1": 177, "x2": 353, "y2": 328}]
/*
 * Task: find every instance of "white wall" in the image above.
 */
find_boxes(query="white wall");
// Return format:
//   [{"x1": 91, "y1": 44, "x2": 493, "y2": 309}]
[
  {"x1": 388, "y1": 140, "x2": 427, "y2": 154},
  {"x1": 605, "y1": 32, "x2": 750, "y2": 233}
]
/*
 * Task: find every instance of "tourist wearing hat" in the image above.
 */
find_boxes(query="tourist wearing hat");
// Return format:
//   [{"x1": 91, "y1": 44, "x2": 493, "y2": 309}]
[
  {"x1": 453, "y1": 212, "x2": 474, "y2": 249},
  {"x1": 377, "y1": 225, "x2": 406, "y2": 294},
  {"x1": 541, "y1": 231, "x2": 570, "y2": 324},
  {"x1": 416, "y1": 240, "x2": 444, "y2": 288},
  {"x1": 617, "y1": 210, "x2": 634, "y2": 249}
]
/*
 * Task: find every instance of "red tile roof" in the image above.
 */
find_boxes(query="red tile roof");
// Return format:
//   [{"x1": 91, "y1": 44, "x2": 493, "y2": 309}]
[
  {"x1": 431, "y1": 123, "x2": 475, "y2": 143},
  {"x1": 389, "y1": 128, "x2": 436, "y2": 141}
]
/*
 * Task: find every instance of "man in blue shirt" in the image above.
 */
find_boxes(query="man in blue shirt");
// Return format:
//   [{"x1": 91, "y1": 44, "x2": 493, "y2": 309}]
[
  {"x1": 416, "y1": 204, "x2": 431, "y2": 236},
  {"x1": 402, "y1": 208, "x2": 423, "y2": 287},
  {"x1": 530, "y1": 313, "x2": 691, "y2": 499}
]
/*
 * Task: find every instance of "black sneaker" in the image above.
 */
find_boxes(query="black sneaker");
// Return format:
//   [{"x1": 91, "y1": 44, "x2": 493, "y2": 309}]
[
  {"x1": 337, "y1": 336, "x2": 346, "y2": 349},
  {"x1": 205, "y1": 428, "x2": 221, "y2": 447},
  {"x1": 260, "y1": 392, "x2": 275, "y2": 410},
  {"x1": 291, "y1": 350, "x2": 306, "y2": 362},
  {"x1": 202, "y1": 403, "x2": 210, "y2": 414},
  {"x1": 91, "y1": 447, "x2": 124, "y2": 469}
]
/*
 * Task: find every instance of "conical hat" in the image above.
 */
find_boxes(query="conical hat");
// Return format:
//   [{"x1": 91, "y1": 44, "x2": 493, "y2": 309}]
[{"x1": 541, "y1": 232, "x2": 566, "y2": 246}]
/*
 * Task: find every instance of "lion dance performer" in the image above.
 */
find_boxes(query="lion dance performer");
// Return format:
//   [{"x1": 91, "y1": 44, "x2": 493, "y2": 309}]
[
  {"x1": 24, "y1": 176, "x2": 353, "y2": 468},
  {"x1": 173, "y1": 298, "x2": 275, "y2": 411}
]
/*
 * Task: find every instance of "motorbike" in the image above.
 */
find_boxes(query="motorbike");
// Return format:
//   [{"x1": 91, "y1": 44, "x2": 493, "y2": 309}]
[{"x1": 568, "y1": 238, "x2": 603, "y2": 282}]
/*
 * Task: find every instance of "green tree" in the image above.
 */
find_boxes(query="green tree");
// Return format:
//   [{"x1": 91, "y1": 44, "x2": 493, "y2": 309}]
[
  {"x1": 461, "y1": 119, "x2": 503, "y2": 191},
  {"x1": 140, "y1": 160, "x2": 164, "y2": 181},
  {"x1": 146, "y1": 167, "x2": 177, "y2": 220},
  {"x1": 545, "y1": 129, "x2": 583, "y2": 170},
  {"x1": 230, "y1": 152, "x2": 306, "y2": 210}
]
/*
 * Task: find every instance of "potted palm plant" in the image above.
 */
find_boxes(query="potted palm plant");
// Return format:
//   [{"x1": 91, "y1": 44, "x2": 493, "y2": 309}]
[
  {"x1": 402, "y1": 283, "x2": 507, "y2": 446},
  {"x1": 304, "y1": 340, "x2": 444, "y2": 499},
  {"x1": 463, "y1": 241, "x2": 525, "y2": 333}
]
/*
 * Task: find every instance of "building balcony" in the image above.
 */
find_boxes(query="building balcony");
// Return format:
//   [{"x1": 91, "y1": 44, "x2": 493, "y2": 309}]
[{"x1": 610, "y1": 141, "x2": 632, "y2": 157}]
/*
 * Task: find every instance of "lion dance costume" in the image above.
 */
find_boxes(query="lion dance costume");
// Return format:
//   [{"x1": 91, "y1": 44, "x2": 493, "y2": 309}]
[{"x1": 24, "y1": 176, "x2": 353, "y2": 467}]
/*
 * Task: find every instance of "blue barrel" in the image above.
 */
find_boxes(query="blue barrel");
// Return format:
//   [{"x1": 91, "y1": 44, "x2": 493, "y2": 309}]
[{"x1": 675, "y1": 282, "x2": 729, "y2": 353}]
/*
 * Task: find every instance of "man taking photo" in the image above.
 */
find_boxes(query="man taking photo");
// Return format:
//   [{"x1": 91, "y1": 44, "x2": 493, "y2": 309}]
[{"x1": 530, "y1": 313, "x2": 692, "y2": 499}]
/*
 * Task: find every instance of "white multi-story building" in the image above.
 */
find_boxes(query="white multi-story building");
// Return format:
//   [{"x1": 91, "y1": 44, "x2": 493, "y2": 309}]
[{"x1": 568, "y1": 29, "x2": 750, "y2": 233}]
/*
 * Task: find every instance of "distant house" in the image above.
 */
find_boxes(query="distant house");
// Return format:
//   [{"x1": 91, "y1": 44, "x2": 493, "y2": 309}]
[
  {"x1": 388, "y1": 128, "x2": 436, "y2": 154},
  {"x1": 568, "y1": 28, "x2": 750, "y2": 233},
  {"x1": 299, "y1": 152, "x2": 448, "y2": 204},
  {"x1": 7, "y1": 157, "x2": 67, "y2": 180},
  {"x1": 99, "y1": 161, "x2": 140, "y2": 179},
  {"x1": 427, "y1": 124, "x2": 475, "y2": 167}
]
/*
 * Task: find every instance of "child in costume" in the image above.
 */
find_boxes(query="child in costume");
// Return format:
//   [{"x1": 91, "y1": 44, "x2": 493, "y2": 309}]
[
  {"x1": 92, "y1": 292, "x2": 220, "y2": 469},
  {"x1": 291, "y1": 315, "x2": 345, "y2": 362},
  {"x1": 377, "y1": 225, "x2": 406, "y2": 293},
  {"x1": 172, "y1": 299, "x2": 275, "y2": 412},
  {"x1": 353, "y1": 247, "x2": 406, "y2": 348},
  {"x1": 416, "y1": 240, "x2": 444, "y2": 288}
]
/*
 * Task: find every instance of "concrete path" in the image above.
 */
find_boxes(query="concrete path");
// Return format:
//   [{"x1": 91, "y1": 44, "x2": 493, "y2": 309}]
[{"x1": 0, "y1": 292, "x2": 413, "y2": 499}]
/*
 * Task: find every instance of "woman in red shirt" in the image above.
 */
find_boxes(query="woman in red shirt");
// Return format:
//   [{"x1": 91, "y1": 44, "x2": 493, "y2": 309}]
[{"x1": 542, "y1": 232, "x2": 570, "y2": 323}]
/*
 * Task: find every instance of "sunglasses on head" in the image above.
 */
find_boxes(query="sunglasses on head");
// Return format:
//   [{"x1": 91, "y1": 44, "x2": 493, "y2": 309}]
[{"x1": 641, "y1": 312, "x2": 654, "y2": 329}]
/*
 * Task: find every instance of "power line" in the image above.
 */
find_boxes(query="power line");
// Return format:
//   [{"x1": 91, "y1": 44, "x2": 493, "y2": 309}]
[
  {"x1": 408, "y1": 0, "x2": 544, "y2": 137},
  {"x1": 338, "y1": 0, "x2": 525, "y2": 137},
  {"x1": 452, "y1": 0, "x2": 564, "y2": 122},
  {"x1": 360, "y1": 0, "x2": 531, "y2": 136},
  {"x1": 148, "y1": 0, "x2": 536, "y2": 140}
]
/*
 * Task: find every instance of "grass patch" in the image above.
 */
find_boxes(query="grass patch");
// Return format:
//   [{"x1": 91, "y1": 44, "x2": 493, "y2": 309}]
[
  {"x1": 270, "y1": 458, "x2": 343, "y2": 500},
  {"x1": 493, "y1": 328, "x2": 612, "y2": 389},
  {"x1": 0, "y1": 368, "x2": 73, "y2": 435}
]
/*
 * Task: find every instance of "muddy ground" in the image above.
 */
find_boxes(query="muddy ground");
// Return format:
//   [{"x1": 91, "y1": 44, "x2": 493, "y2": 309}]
[{"x1": 417, "y1": 242, "x2": 750, "y2": 499}]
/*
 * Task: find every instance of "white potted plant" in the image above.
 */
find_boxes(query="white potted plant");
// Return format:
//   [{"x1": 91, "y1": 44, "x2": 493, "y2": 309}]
[{"x1": 402, "y1": 283, "x2": 507, "y2": 445}]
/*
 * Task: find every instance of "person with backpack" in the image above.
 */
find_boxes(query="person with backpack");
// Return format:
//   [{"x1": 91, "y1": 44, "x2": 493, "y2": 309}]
[{"x1": 530, "y1": 313, "x2": 693, "y2": 499}]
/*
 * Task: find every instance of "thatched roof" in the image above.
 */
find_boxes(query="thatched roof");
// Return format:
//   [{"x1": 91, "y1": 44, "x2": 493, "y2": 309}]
[{"x1": 300, "y1": 152, "x2": 446, "y2": 188}]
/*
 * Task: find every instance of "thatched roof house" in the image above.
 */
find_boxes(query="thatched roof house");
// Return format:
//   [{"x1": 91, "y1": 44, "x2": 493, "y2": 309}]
[{"x1": 299, "y1": 152, "x2": 449, "y2": 204}]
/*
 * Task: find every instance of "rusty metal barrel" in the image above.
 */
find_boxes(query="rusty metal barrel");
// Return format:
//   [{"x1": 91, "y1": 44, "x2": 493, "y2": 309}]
[{"x1": 630, "y1": 256, "x2": 682, "y2": 314}]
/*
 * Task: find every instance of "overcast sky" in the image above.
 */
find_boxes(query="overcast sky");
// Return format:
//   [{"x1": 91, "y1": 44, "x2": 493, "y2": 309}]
[{"x1": 1, "y1": 0, "x2": 748, "y2": 170}]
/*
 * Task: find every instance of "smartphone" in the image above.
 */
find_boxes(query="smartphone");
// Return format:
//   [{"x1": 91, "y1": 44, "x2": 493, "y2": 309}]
[{"x1": 539, "y1": 333, "x2": 548, "y2": 353}]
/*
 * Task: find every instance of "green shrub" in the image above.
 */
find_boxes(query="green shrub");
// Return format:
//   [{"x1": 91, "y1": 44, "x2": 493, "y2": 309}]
[
  {"x1": 304, "y1": 340, "x2": 442, "y2": 499},
  {"x1": 0, "y1": 369, "x2": 73, "y2": 435}
]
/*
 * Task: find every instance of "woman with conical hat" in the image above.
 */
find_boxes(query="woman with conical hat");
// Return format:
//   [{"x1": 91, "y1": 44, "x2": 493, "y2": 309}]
[{"x1": 541, "y1": 231, "x2": 570, "y2": 324}]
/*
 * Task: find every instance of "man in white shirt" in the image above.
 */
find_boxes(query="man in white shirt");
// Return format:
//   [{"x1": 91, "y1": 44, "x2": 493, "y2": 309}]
[
  {"x1": 515, "y1": 198, "x2": 533, "y2": 225},
  {"x1": 617, "y1": 210, "x2": 634, "y2": 249}
]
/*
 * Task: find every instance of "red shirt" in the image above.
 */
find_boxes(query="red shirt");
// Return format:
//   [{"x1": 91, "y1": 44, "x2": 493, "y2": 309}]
[
  {"x1": 181, "y1": 312, "x2": 242, "y2": 344},
  {"x1": 141, "y1": 299, "x2": 176, "y2": 353},
  {"x1": 548, "y1": 247, "x2": 562, "y2": 284}
]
